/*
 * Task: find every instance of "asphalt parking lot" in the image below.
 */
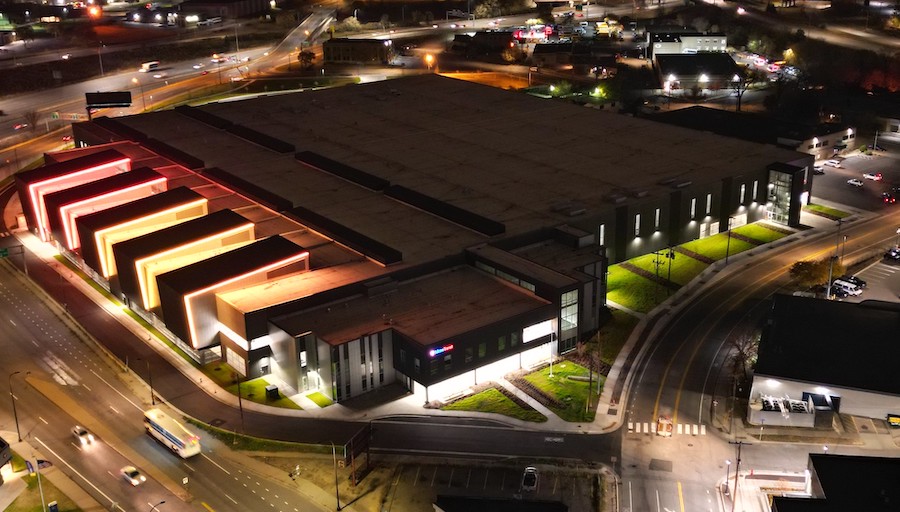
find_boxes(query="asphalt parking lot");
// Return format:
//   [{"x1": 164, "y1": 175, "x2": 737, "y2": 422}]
[{"x1": 811, "y1": 138, "x2": 900, "y2": 212}]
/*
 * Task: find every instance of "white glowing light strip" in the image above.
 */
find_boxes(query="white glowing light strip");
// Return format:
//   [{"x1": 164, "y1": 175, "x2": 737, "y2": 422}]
[
  {"x1": 28, "y1": 157, "x2": 131, "y2": 241},
  {"x1": 95, "y1": 198, "x2": 208, "y2": 278},
  {"x1": 523, "y1": 320, "x2": 553, "y2": 343},
  {"x1": 134, "y1": 223, "x2": 255, "y2": 310},
  {"x1": 183, "y1": 251, "x2": 310, "y2": 348},
  {"x1": 218, "y1": 322, "x2": 250, "y2": 351},
  {"x1": 60, "y1": 177, "x2": 167, "y2": 250}
]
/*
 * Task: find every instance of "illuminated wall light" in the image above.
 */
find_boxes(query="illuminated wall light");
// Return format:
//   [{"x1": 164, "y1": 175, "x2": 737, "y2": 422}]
[
  {"x1": 183, "y1": 251, "x2": 310, "y2": 348},
  {"x1": 766, "y1": 378, "x2": 780, "y2": 388},
  {"x1": 28, "y1": 157, "x2": 131, "y2": 241},
  {"x1": 60, "y1": 177, "x2": 166, "y2": 250},
  {"x1": 219, "y1": 321, "x2": 250, "y2": 351},
  {"x1": 135, "y1": 223, "x2": 255, "y2": 310},
  {"x1": 94, "y1": 198, "x2": 208, "y2": 278}
]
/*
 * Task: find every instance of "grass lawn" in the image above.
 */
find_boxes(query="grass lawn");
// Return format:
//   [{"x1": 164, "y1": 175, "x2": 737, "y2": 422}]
[
  {"x1": 5, "y1": 473, "x2": 81, "y2": 512},
  {"x1": 188, "y1": 419, "x2": 333, "y2": 454},
  {"x1": 597, "y1": 309, "x2": 640, "y2": 366},
  {"x1": 732, "y1": 224, "x2": 788, "y2": 243},
  {"x1": 224, "y1": 377, "x2": 302, "y2": 410},
  {"x1": 606, "y1": 264, "x2": 661, "y2": 313},
  {"x1": 628, "y1": 251, "x2": 711, "y2": 286},
  {"x1": 306, "y1": 391, "x2": 333, "y2": 408},
  {"x1": 804, "y1": 203, "x2": 850, "y2": 219},
  {"x1": 524, "y1": 362, "x2": 601, "y2": 422},
  {"x1": 680, "y1": 233, "x2": 755, "y2": 263},
  {"x1": 442, "y1": 387, "x2": 547, "y2": 422}
]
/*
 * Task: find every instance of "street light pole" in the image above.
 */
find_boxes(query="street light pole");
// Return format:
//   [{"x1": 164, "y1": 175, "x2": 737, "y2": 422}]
[
  {"x1": 132, "y1": 78, "x2": 147, "y2": 111},
  {"x1": 724, "y1": 459, "x2": 731, "y2": 495},
  {"x1": 98, "y1": 41, "x2": 105, "y2": 76},
  {"x1": 724, "y1": 216, "x2": 733, "y2": 265},
  {"x1": 330, "y1": 442, "x2": 342, "y2": 511},
  {"x1": 150, "y1": 500, "x2": 166, "y2": 512},
  {"x1": 9, "y1": 371, "x2": 29, "y2": 442}
]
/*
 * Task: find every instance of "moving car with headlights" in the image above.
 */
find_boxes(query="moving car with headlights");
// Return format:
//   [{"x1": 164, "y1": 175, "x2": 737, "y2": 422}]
[
  {"x1": 847, "y1": 178, "x2": 863, "y2": 187},
  {"x1": 825, "y1": 159, "x2": 842, "y2": 168},
  {"x1": 863, "y1": 172, "x2": 883, "y2": 181},
  {"x1": 120, "y1": 466, "x2": 146, "y2": 486},
  {"x1": 72, "y1": 425, "x2": 94, "y2": 446}
]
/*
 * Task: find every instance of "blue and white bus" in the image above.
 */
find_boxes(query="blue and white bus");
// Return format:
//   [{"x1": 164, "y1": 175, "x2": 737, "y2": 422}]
[{"x1": 143, "y1": 408, "x2": 201, "y2": 458}]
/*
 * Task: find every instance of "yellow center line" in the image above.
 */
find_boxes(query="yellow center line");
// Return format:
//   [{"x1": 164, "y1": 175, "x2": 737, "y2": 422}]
[
  {"x1": 678, "y1": 481, "x2": 685, "y2": 512},
  {"x1": 201, "y1": 502, "x2": 216, "y2": 511}
]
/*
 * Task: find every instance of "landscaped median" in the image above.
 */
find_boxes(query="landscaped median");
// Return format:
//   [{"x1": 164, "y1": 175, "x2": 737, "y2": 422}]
[{"x1": 607, "y1": 222, "x2": 791, "y2": 313}]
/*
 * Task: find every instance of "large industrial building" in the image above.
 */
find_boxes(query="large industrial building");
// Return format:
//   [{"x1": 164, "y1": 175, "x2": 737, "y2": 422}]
[{"x1": 17, "y1": 75, "x2": 813, "y2": 404}]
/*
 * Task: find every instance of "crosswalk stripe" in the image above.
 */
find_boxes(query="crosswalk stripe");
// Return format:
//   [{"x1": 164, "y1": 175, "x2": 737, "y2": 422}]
[
  {"x1": 701, "y1": 424, "x2": 706, "y2": 435},
  {"x1": 677, "y1": 423, "x2": 683, "y2": 435},
  {"x1": 648, "y1": 422, "x2": 654, "y2": 434},
  {"x1": 628, "y1": 422, "x2": 634, "y2": 432}
]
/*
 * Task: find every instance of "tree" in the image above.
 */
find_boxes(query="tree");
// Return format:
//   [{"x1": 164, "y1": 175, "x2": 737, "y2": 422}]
[
  {"x1": 789, "y1": 257, "x2": 844, "y2": 287},
  {"x1": 729, "y1": 71, "x2": 754, "y2": 112},
  {"x1": 728, "y1": 331, "x2": 759, "y2": 381},
  {"x1": 22, "y1": 110, "x2": 40, "y2": 133},
  {"x1": 298, "y1": 51, "x2": 315, "y2": 69}
]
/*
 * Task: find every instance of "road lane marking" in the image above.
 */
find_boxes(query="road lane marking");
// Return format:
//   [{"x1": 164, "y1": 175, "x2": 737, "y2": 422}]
[
  {"x1": 183, "y1": 462, "x2": 195, "y2": 472},
  {"x1": 225, "y1": 494, "x2": 237, "y2": 504},
  {"x1": 678, "y1": 481, "x2": 685, "y2": 512},
  {"x1": 202, "y1": 453, "x2": 231, "y2": 475},
  {"x1": 38, "y1": 416, "x2": 48, "y2": 425},
  {"x1": 35, "y1": 436, "x2": 124, "y2": 511},
  {"x1": 89, "y1": 369, "x2": 142, "y2": 411},
  {"x1": 202, "y1": 502, "x2": 217, "y2": 511},
  {"x1": 109, "y1": 406, "x2": 119, "y2": 415}
]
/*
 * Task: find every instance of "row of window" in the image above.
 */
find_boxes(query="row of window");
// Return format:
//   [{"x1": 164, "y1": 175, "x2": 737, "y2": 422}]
[
  {"x1": 632, "y1": 181, "x2": 761, "y2": 237},
  {"x1": 475, "y1": 261, "x2": 537, "y2": 293},
  {"x1": 401, "y1": 331, "x2": 525, "y2": 377}
]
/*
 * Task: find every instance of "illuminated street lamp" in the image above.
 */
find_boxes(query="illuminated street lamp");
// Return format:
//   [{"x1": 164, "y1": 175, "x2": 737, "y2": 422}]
[
  {"x1": 131, "y1": 77, "x2": 147, "y2": 111},
  {"x1": 8, "y1": 371, "x2": 30, "y2": 442},
  {"x1": 424, "y1": 53, "x2": 435, "y2": 71},
  {"x1": 724, "y1": 459, "x2": 731, "y2": 495}
]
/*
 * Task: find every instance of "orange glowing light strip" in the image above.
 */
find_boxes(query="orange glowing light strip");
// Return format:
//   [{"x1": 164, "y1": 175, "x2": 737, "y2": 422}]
[
  {"x1": 183, "y1": 250, "x2": 310, "y2": 348},
  {"x1": 60, "y1": 177, "x2": 167, "y2": 250},
  {"x1": 27, "y1": 157, "x2": 131, "y2": 241},
  {"x1": 95, "y1": 198, "x2": 208, "y2": 278},
  {"x1": 134, "y1": 223, "x2": 255, "y2": 310}
]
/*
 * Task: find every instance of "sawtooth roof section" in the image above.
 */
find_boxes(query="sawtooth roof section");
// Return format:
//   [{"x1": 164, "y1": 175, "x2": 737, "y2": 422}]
[
  {"x1": 16, "y1": 148, "x2": 129, "y2": 186},
  {"x1": 385, "y1": 184, "x2": 505, "y2": 236},
  {"x1": 76, "y1": 186, "x2": 205, "y2": 233},
  {"x1": 92, "y1": 117, "x2": 149, "y2": 142},
  {"x1": 225, "y1": 124, "x2": 295, "y2": 154},
  {"x1": 201, "y1": 167, "x2": 293, "y2": 212},
  {"x1": 286, "y1": 205, "x2": 402, "y2": 265},
  {"x1": 295, "y1": 151, "x2": 390, "y2": 192},
  {"x1": 174, "y1": 105, "x2": 234, "y2": 130},
  {"x1": 142, "y1": 138, "x2": 205, "y2": 170}
]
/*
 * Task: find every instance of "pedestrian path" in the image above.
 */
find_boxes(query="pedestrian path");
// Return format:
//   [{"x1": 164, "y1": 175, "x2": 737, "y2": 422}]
[{"x1": 627, "y1": 421, "x2": 707, "y2": 436}]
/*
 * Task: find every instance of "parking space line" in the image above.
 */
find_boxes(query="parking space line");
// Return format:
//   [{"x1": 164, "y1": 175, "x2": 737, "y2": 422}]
[
  {"x1": 413, "y1": 466, "x2": 421, "y2": 487},
  {"x1": 553, "y1": 473, "x2": 559, "y2": 495},
  {"x1": 466, "y1": 469, "x2": 471, "y2": 488},
  {"x1": 448, "y1": 468, "x2": 454, "y2": 488},
  {"x1": 430, "y1": 467, "x2": 437, "y2": 487},
  {"x1": 501, "y1": 471, "x2": 506, "y2": 490},
  {"x1": 483, "y1": 469, "x2": 489, "y2": 490}
]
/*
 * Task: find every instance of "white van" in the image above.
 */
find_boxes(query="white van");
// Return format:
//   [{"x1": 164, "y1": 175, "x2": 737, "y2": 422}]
[{"x1": 832, "y1": 279, "x2": 862, "y2": 296}]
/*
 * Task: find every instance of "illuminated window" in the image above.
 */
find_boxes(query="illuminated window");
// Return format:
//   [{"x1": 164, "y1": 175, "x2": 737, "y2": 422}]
[
  {"x1": 690, "y1": 198, "x2": 697, "y2": 218},
  {"x1": 478, "y1": 342, "x2": 486, "y2": 358},
  {"x1": 498, "y1": 336, "x2": 506, "y2": 351},
  {"x1": 444, "y1": 354, "x2": 452, "y2": 370},
  {"x1": 598, "y1": 224, "x2": 605, "y2": 246},
  {"x1": 654, "y1": 208, "x2": 660, "y2": 230},
  {"x1": 465, "y1": 347, "x2": 473, "y2": 363},
  {"x1": 634, "y1": 213, "x2": 641, "y2": 236},
  {"x1": 511, "y1": 332, "x2": 519, "y2": 347},
  {"x1": 706, "y1": 193, "x2": 712, "y2": 214},
  {"x1": 300, "y1": 351, "x2": 307, "y2": 368},
  {"x1": 752, "y1": 181, "x2": 759, "y2": 201},
  {"x1": 740, "y1": 184, "x2": 746, "y2": 204}
]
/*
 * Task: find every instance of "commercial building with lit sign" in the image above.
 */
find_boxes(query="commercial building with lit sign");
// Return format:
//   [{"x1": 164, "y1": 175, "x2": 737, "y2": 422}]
[{"x1": 16, "y1": 74, "x2": 815, "y2": 405}]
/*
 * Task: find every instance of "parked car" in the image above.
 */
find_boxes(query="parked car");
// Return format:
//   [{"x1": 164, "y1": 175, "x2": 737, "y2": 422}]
[
  {"x1": 120, "y1": 466, "x2": 146, "y2": 486},
  {"x1": 839, "y1": 275, "x2": 867, "y2": 288},
  {"x1": 824, "y1": 159, "x2": 842, "y2": 168},
  {"x1": 886, "y1": 247, "x2": 900, "y2": 263},
  {"x1": 847, "y1": 178, "x2": 864, "y2": 187},
  {"x1": 863, "y1": 172, "x2": 883, "y2": 181},
  {"x1": 829, "y1": 286, "x2": 849, "y2": 299},
  {"x1": 72, "y1": 425, "x2": 94, "y2": 446},
  {"x1": 868, "y1": 144, "x2": 886, "y2": 151},
  {"x1": 521, "y1": 467, "x2": 538, "y2": 492},
  {"x1": 812, "y1": 165, "x2": 825, "y2": 175}
]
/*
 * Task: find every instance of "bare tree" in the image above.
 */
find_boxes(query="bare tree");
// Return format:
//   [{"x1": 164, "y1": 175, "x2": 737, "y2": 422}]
[
  {"x1": 730, "y1": 71, "x2": 753, "y2": 112},
  {"x1": 728, "y1": 331, "x2": 760, "y2": 381},
  {"x1": 22, "y1": 110, "x2": 40, "y2": 133}
]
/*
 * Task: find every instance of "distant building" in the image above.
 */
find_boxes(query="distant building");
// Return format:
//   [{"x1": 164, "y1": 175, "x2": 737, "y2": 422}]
[
  {"x1": 323, "y1": 38, "x2": 395, "y2": 65},
  {"x1": 750, "y1": 295, "x2": 900, "y2": 427},
  {"x1": 646, "y1": 31, "x2": 728, "y2": 58},
  {"x1": 178, "y1": 0, "x2": 268, "y2": 19},
  {"x1": 652, "y1": 106, "x2": 857, "y2": 161},
  {"x1": 655, "y1": 53, "x2": 741, "y2": 93},
  {"x1": 772, "y1": 454, "x2": 900, "y2": 511}
]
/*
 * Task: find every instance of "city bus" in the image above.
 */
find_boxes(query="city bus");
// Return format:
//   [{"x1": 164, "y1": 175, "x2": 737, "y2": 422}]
[
  {"x1": 143, "y1": 408, "x2": 201, "y2": 458},
  {"x1": 139, "y1": 61, "x2": 160, "y2": 72}
]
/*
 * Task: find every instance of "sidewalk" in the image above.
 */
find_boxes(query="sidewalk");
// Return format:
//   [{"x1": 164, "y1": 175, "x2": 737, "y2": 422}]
[{"x1": 0, "y1": 430, "x2": 105, "y2": 512}]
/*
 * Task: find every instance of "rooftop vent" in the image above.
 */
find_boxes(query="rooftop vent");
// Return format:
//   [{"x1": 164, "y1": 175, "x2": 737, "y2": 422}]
[{"x1": 673, "y1": 180, "x2": 693, "y2": 188}]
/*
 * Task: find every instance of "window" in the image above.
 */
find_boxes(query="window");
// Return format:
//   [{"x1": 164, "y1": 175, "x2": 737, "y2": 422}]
[
  {"x1": 430, "y1": 360, "x2": 439, "y2": 376},
  {"x1": 598, "y1": 224, "x2": 605, "y2": 246},
  {"x1": 465, "y1": 347, "x2": 473, "y2": 363},
  {"x1": 400, "y1": 348, "x2": 406, "y2": 364},
  {"x1": 414, "y1": 357, "x2": 420, "y2": 374},
  {"x1": 706, "y1": 193, "x2": 712, "y2": 215},
  {"x1": 634, "y1": 213, "x2": 641, "y2": 236},
  {"x1": 300, "y1": 350, "x2": 307, "y2": 368},
  {"x1": 478, "y1": 342, "x2": 486, "y2": 358},
  {"x1": 498, "y1": 335, "x2": 506, "y2": 351},
  {"x1": 690, "y1": 198, "x2": 697, "y2": 219},
  {"x1": 740, "y1": 184, "x2": 746, "y2": 204},
  {"x1": 654, "y1": 208, "x2": 660, "y2": 230},
  {"x1": 752, "y1": 181, "x2": 759, "y2": 201},
  {"x1": 444, "y1": 354, "x2": 452, "y2": 370},
  {"x1": 511, "y1": 332, "x2": 519, "y2": 347},
  {"x1": 361, "y1": 374, "x2": 367, "y2": 390}
]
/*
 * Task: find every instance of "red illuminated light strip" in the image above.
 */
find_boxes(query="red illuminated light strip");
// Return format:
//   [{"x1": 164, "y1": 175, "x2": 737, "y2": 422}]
[
  {"x1": 183, "y1": 250, "x2": 310, "y2": 348},
  {"x1": 27, "y1": 157, "x2": 131, "y2": 241},
  {"x1": 134, "y1": 223, "x2": 255, "y2": 311},
  {"x1": 94, "y1": 198, "x2": 208, "y2": 278},
  {"x1": 60, "y1": 177, "x2": 167, "y2": 250}
]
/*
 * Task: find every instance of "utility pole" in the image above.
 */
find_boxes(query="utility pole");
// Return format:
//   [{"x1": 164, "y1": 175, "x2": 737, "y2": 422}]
[{"x1": 728, "y1": 441, "x2": 751, "y2": 512}]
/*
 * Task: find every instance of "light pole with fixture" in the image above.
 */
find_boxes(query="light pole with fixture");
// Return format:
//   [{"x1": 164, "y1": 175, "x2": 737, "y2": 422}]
[
  {"x1": 725, "y1": 216, "x2": 734, "y2": 265},
  {"x1": 132, "y1": 77, "x2": 147, "y2": 111},
  {"x1": 9, "y1": 371, "x2": 30, "y2": 442},
  {"x1": 330, "y1": 442, "x2": 342, "y2": 511},
  {"x1": 150, "y1": 500, "x2": 166, "y2": 511},
  {"x1": 724, "y1": 459, "x2": 731, "y2": 495}
]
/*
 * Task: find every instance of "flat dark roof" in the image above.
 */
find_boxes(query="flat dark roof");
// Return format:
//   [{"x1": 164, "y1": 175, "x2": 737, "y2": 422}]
[
  {"x1": 772, "y1": 454, "x2": 900, "y2": 512},
  {"x1": 156, "y1": 235, "x2": 306, "y2": 296},
  {"x1": 757, "y1": 295, "x2": 900, "y2": 395},
  {"x1": 655, "y1": 53, "x2": 740, "y2": 76}
]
